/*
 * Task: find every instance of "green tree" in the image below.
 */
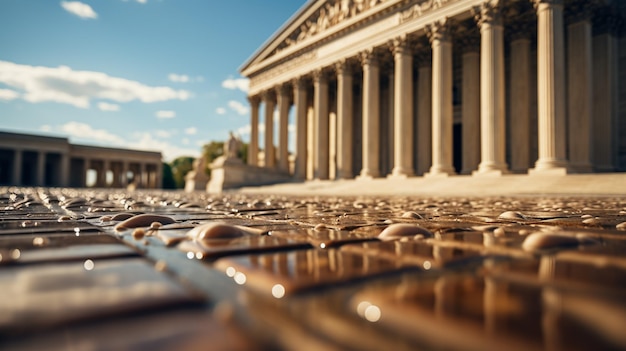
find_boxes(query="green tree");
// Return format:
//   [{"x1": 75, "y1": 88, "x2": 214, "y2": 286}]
[
  {"x1": 202, "y1": 141, "x2": 224, "y2": 177},
  {"x1": 161, "y1": 162, "x2": 176, "y2": 189},
  {"x1": 170, "y1": 156, "x2": 194, "y2": 189}
]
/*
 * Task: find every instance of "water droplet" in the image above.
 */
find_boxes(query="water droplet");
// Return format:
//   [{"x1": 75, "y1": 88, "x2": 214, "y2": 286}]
[
  {"x1": 132, "y1": 228, "x2": 145, "y2": 240},
  {"x1": 498, "y1": 211, "x2": 526, "y2": 220},
  {"x1": 33, "y1": 237, "x2": 48, "y2": 246},
  {"x1": 272, "y1": 284, "x2": 286, "y2": 299},
  {"x1": 186, "y1": 252, "x2": 195, "y2": 259},
  {"x1": 378, "y1": 224, "x2": 432, "y2": 240},
  {"x1": 357, "y1": 301, "x2": 371, "y2": 317},
  {"x1": 84, "y1": 259, "x2": 95, "y2": 271},
  {"x1": 234, "y1": 272, "x2": 247, "y2": 285},
  {"x1": 225, "y1": 266, "x2": 236, "y2": 277},
  {"x1": 401, "y1": 211, "x2": 423, "y2": 219},
  {"x1": 522, "y1": 233, "x2": 580, "y2": 251},
  {"x1": 195, "y1": 252, "x2": 204, "y2": 260},
  {"x1": 11, "y1": 249, "x2": 20, "y2": 260},
  {"x1": 364, "y1": 305, "x2": 381, "y2": 322},
  {"x1": 187, "y1": 223, "x2": 248, "y2": 240},
  {"x1": 423, "y1": 261, "x2": 432, "y2": 270}
]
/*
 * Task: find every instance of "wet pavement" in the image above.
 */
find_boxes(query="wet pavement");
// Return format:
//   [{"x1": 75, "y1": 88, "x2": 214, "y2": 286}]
[{"x1": 1, "y1": 187, "x2": 626, "y2": 350}]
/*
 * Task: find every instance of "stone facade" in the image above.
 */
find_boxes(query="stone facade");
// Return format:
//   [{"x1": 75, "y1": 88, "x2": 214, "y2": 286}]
[
  {"x1": 0, "y1": 131, "x2": 162, "y2": 188},
  {"x1": 241, "y1": 0, "x2": 626, "y2": 181}
]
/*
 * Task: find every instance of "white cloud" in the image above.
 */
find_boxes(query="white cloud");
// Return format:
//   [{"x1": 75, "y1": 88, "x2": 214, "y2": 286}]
[
  {"x1": 196, "y1": 76, "x2": 205, "y2": 82},
  {"x1": 128, "y1": 132, "x2": 199, "y2": 161},
  {"x1": 182, "y1": 138, "x2": 190, "y2": 145},
  {"x1": 221, "y1": 77, "x2": 249, "y2": 93},
  {"x1": 154, "y1": 130, "x2": 171, "y2": 138},
  {"x1": 185, "y1": 127, "x2": 197, "y2": 135},
  {"x1": 156, "y1": 110, "x2": 176, "y2": 119},
  {"x1": 97, "y1": 102, "x2": 120, "y2": 112},
  {"x1": 56, "y1": 121, "x2": 198, "y2": 161},
  {"x1": 228, "y1": 100, "x2": 249, "y2": 115},
  {"x1": 61, "y1": 1, "x2": 98, "y2": 20},
  {"x1": 61, "y1": 121, "x2": 126, "y2": 145},
  {"x1": 40, "y1": 125, "x2": 52, "y2": 132},
  {"x1": 168, "y1": 73, "x2": 189, "y2": 83},
  {"x1": 0, "y1": 60, "x2": 191, "y2": 109},
  {"x1": 216, "y1": 107, "x2": 226, "y2": 115},
  {"x1": 0, "y1": 88, "x2": 19, "y2": 101},
  {"x1": 136, "y1": 0, "x2": 147, "y2": 3}
]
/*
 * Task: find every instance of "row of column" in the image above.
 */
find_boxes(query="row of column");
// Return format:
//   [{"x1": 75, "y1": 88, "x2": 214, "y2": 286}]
[
  {"x1": 247, "y1": 0, "x2": 616, "y2": 179},
  {"x1": 82, "y1": 159, "x2": 161, "y2": 188},
  {"x1": 11, "y1": 150, "x2": 69, "y2": 187}
]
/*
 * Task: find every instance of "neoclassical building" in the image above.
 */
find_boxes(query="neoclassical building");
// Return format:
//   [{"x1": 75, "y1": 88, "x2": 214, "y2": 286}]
[
  {"x1": 240, "y1": 0, "x2": 625, "y2": 181},
  {"x1": 0, "y1": 131, "x2": 163, "y2": 188}
]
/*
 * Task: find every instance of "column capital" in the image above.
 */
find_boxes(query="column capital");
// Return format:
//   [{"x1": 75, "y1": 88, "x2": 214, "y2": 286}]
[
  {"x1": 472, "y1": 0, "x2": 504, "y2": 28},
  {"x1": 388, "y1": 34, "x2": 411, "y2": 56},
  {"x1": 334, "y1": 59, "x2": 353, "y2": 75},
  {"x1": 312, "y1": 68, "x2": 329, "y2": 83},
  {"x1": 531, "y1": 0, "x2": 564, "y2": 10},
  {"x1": 247, "y1": 95, "x2": 261, "y2": 106},
  {"x1": 261, "y1": 89, "x2": 276, "y2": 101},
  {"x1": 275, "y1": 83, "x2": 291, "y2": 97},
  {"x1": 291, "y1": 76, "x2": 306, "y2": 89},
  {"x1": 426, "y1": 18, "x2": 455, "y2": 43},
  {"x1": 359, "y1": 49, "x2": 379, "y2": 67}
]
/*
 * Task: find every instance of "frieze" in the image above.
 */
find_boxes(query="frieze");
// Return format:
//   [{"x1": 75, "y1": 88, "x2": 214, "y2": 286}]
[
  {"x1": 400, "y1": 0, "x2": 461, "y2": 24},
  {"x1": 274, "y1": 0, "x2": 392, "y2": 55}
]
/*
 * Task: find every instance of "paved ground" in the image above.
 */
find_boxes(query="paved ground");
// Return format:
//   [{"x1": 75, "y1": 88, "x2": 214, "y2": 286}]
[
  {"x1": 1, "y1": 184, "x2": 626, "y2": 350},
  {"x1": 239, "y1": 173, "x2": 626, "y2": 196}
]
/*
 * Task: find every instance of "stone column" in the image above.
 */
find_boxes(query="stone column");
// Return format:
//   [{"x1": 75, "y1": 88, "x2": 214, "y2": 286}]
[
  {"x1": 509, "y1": 22, "x2": 532, "y2": 173},
  {"x1": 416, "y1": 51, "x2": 432, "y2": 176},
  {"x1": 277, "y1": 85, "x2": 291, "y2": 173},
  {"x1": 59, "y1": 152, "x2": 69, "y2": 187},
  {"x1": 83, "y1": 158, "x2": 90, "y2": 187},
  {"x1": 37, "y1": 151, "x2": 46, "y2": 186},
  {"x1": 313, "y1": 69, "x2": 329, "y2": 180},
  {"x1": 103, "y1": 159, "x2": 111, "y2": 187},
  {"x1": 474, "y1": 1, "x2": 509, "y2": 176},
  {"x1": 592, "y1": 7, "x2": 619, "y2": 172},
  {"x1": 459, "y1": 35, "x2": 480, "y2": 174},
  {"x1": 426, "y1": 19, "x2": 456, "y2": 177},
  {"x1": 139, "y1": 162, "x2": 146, "y2": 188},
  {"x1": 293, "y1": 77, "x2": 308, "y2": 180},
  {"x1": 358, "y1": 49, "x2": 381, "y2": 179},
  {"x1": 529, "y1": 0, "x2": 568, "y2": 175},
  {"x1": 121, "y1": 161, "x2": 129, "y2": 187},
  {"x1": 156, "y1": 161, "x2": 163, "y2": 189},
  {"x1": 263, "y1": 91, "x2": 276, "y2": 169},
  {"x1": 12, "y1": 149, "x2": 22, "y2": 186},
  {"x1": 336, "y1": 60, "x2": 354, "y2": 179},
  {"x1": 248, "y1": 96, "x2": 260, "y2": 166},
  {"x1": 390, "y1": 36, "x2": 415, "y2": 178},
  {"x1": 567, "y1": 3, "x2": 593, "y2": 173}
]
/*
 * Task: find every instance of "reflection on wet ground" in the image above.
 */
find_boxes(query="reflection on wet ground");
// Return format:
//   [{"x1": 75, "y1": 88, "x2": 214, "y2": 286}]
[{"x1": 1, "y1": 187, "x2": 626, "y2": 350}]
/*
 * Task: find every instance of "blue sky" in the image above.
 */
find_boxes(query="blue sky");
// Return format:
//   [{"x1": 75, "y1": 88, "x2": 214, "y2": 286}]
[{"x1": 0, "y1": 0, "x2": 303, "y2": 161}]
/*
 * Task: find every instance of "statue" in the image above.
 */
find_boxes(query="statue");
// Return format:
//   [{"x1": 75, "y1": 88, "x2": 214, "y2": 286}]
[
  {"x1": 224, "y1": 131, "x2": 241, "y2": 159},
  {"x1": 184, "y1": 155, "x2": 209, "y2": 192}
]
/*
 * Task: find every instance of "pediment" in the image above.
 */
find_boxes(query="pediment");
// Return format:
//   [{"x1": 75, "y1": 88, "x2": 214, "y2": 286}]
[{"x1": 240, "y1": 0, "x2": 396, "y2": 76}]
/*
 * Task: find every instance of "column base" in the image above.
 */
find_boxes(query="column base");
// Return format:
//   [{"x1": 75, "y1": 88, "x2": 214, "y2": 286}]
[
  {"x1": 356, "y1": 169, "x2": 380, "y2": 180},
  {"x1": 389, "y1": 167, "x2": 414, "y2": 179},
  {"x1": 424, "y1": 165, "x2": 456, "y2": 178},
  {"x1": 473, "y1": 162, "x2": 509, "y2": 177},
  {"x1": 529, "y1": 159, "x2": 569, "y2": 176}
]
